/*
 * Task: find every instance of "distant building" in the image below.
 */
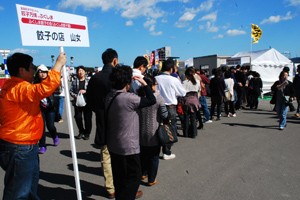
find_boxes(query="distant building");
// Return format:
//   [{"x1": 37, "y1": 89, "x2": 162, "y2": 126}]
[{"x1": 193, "y1": 54, "x2": 232, "y2": 75}]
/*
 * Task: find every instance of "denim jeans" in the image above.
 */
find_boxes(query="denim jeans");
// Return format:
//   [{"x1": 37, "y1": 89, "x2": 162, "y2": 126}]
[
  {"x1": 54, "y1": 96, "x2": 65, "y2": 117},
  {"x1": 275, "y1": 101, "x2": 288, "y2": 128},
  {"x1": 0, "y1": 139, "x2": 40, "y2": 200},
  {"x1": 199, "y1": 96, "x2": 210, "y2": 122},
  {"x1": 40, "y1": 110, "x2": 58, "y2": 147},
  {"x1": 140, "y1": 145, "x2": 160, "y2": 183}
]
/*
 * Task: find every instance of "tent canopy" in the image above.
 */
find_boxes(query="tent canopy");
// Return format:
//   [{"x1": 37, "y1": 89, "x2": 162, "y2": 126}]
[{"x1": 231, "y1": 48, "x2": 293, "y2": 94}]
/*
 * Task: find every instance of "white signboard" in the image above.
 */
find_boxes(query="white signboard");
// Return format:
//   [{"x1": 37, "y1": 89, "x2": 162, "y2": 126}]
[{"x1": 16, "y1": 4, "x2": 89, "y2": 47}]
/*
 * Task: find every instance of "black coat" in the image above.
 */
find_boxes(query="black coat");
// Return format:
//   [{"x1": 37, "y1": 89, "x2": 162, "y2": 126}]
[{"x1": 86, "y1": 64, "x2": 114, "y2": 145}]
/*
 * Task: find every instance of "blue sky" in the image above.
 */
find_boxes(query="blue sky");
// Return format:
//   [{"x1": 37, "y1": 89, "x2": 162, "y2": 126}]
[{"x1": 0, "y1": 0, "x2": 299, "y2": 68}]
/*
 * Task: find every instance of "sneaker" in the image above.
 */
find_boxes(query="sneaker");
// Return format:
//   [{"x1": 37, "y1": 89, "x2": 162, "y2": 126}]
[
  {"x1": 38, "y1": 147, "x2": 47, "y2": 154},
  {"x1": 204, "y1": 120, "x2": 213, "y2": 123},
  {"x1": 279, "y1": 127, "x2": 284, "y2": 130},
  {"x1": 148, "y1": 179, "x2": 157, "y2": 186},
  {"x1": 54, "y1": 136, "x2": 59, "y2": 146},
  {"x1": 232, "y1": 113, "x2": 236, "y2": 117},
  {"x1": 163, "y1": 154, "x2": 176, "y2": 160},
  {"x1": 58, "y1": 119, "x2": 63, "y2": 123},
  {"x1": 227, "y1": 114, "x2": 230, "y2": 118}
]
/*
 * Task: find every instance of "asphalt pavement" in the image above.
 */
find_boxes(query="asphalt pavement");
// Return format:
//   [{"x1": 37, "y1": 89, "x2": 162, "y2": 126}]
[{"x1": 1, "y1": 98, "x2": 300, "y2": 200}]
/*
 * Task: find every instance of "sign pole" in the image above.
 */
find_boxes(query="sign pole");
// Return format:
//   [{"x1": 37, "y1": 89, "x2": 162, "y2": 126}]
[{"x1": 59, "y1": 46, "x2": 82, "y2": 200}]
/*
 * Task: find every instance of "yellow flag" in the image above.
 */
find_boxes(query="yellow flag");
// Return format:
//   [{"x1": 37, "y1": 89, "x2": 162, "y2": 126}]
[{"x1": 251, "y1": 24, "x2": 262, "y2": 43}]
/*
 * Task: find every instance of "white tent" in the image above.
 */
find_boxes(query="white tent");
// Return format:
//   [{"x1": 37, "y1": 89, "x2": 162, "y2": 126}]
[{"x1": 231, "y1": 48, "x2": 293, "y2": 94}]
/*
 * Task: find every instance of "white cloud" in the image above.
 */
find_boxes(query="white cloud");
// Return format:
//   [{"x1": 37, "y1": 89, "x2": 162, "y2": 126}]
[
  {"x1": 213, "y1": 29, "x2": 246, "y2": 39},
  {"x1": 198, "y1": 11, "x2": 217, "y2": 22},
  {"x1": 186, "y1": 0, "x2": 215, "y2": 13},
  {"x1": 90, "y1": 22, "x2": 101, "y2": 28},
  {"x1": 10, "y1": 48, "x2": 39, "y2": 55},
  {"x1": 161, "y1": 19, "x2": 168, "y2": 23},
  {"x1": 58, "y1": 0, "x2": 165, "y2": 19},
  {"x1": 0, "y1": 6, "x2": 4, "y2": 10},
  {"x1": 224, "y1": 29, "x2": 246, "y2": 36},
  {"x1": 179, "y1": 12, "x2": 196, "y2": 21},
  {"x1": 176, "y1": 0, "x2": 215, "y2": 28},
  {"x1": 206, "y1": 22, "x2": 219, "y2": 32},
  {"x1": 151, "y1": 31, "x2": 163, "y2": 36},
  {"x1": 260, "y1": 12, "x2": 293, "y2": 24},
  {"x1": 213, "y1": 34, "x2": 224, "y2": 39},
  {"x1": 45, "y1": 5, "x2": 51, "y2": 9},
  {"x1": 170, "y1": 36, "x2": 176, "y2": 39},
  {"x1": 222, "y1": 23, "x2": 230, "y2": 29},
  {"x1": 175, "y1": 21, "x2": 189, "y2": 28},
  {"x1": 187, "y1": 27, "x2": 193, "y2": 32},
  {"x1": 144, "y1": 19, "x2": 156, "y2": 28},
  {"x1": 285, "y1": 0, "x2": 300, "y2": 6},
  {"x1": 126, "y1": 20, "x2": 134, "y2": 26},
  {"x1": 149, "y1": 25, "x2": 155, "y2": 31},
  {"x1": 199, "y1": 25, "x2": 205, "y2": 30}
]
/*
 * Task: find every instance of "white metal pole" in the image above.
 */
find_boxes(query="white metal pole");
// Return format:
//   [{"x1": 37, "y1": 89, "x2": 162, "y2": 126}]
[{"x1": 59, "y1": 46, "x2": 82, "y2": 200}]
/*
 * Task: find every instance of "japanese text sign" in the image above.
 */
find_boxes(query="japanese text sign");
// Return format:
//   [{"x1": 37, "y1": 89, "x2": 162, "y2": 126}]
[{"x1": 16, "y1": 4, "x2": 89, "y2": 47}]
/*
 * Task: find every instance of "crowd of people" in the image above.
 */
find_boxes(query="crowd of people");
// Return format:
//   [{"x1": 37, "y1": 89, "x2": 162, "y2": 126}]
[{"x1": 0, "y1": 48, "x2": 299, "y2": 200}]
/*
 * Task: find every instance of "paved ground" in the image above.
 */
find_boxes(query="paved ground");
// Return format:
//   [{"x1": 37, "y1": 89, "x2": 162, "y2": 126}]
[{"x1": 1, "y1": 98, "x2": 300, "y2": 200}]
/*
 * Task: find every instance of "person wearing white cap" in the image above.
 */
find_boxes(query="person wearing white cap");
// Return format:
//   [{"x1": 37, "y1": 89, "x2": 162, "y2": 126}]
[{"x1": 34, "y1": 64, "x2": 60, "y2": 154}]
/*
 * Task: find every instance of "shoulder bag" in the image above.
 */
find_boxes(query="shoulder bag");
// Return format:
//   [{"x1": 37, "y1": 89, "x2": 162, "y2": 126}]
[{"x1": 157, "y1": 119, "x2": 178, "y2": 145}]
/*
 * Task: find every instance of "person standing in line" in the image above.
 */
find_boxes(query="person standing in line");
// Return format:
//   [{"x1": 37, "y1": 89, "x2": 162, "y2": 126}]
[
  {"x1": 182, "y1": 67, "x2": 201, "y2": 138},
  {"x1": 131, "y1": 56, "x2": 148, "y2": 94},
  {"x1": 0, "y1": 52, "x2": 66, "y2": 200},
  {"x1": 197, "y1": 69, "x2": 212, "y2": 123},
  {"x1": 223, "y1": 71, "x2": 236, "y2": 117},
  {"x1": 106, "y1": 66, "x2": 156, "y2": 200},
  {"x1": 293, "y1": 65, "x2": 300, "y2": 117},
  {"x1": 70, "y1": 66, "x2": 93, "y2": 140},
  {"x1": 34, "y1": 64, "x2": 60, "y2": 154},
  {"x1": 86, "y1": 48, "x2": 119, "y2": 199},
  {"x1": 155, "y1": 59, "x2": 186, "y2": 160},
  {"x1": 210, "y1": 69, "x2": 225, "y2": 121},
  {"x1": 234, "y1": 65, "x2": 246, "y2": 110},
  {"x1": 271, "y1": 71, "x2": 294, "y2": 130},
  {"x1": 248, "y1": 72, "x2": 263, "y2": 109},
  {"x1": 137, "y1": 75, "x2": 168, "y2": 186}
]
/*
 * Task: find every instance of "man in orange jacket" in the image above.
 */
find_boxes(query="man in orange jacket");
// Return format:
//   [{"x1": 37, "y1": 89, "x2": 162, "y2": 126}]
[{"x1": 0, "y1": 52, "x2": 66, "y2": 200}]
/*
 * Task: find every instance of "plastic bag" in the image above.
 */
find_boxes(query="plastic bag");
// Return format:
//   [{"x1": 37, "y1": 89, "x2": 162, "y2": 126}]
[{"x1": 76, "y1": 92, "x2": 86, "y2": 107}]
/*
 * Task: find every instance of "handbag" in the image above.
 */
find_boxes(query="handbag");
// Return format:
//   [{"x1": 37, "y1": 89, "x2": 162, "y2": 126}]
[
  {"x1": 224, "y1": 90, "x2": 232, "y2": 102},
  {"x1": 76, "y1": 92, "x2": 86, "y2": 107},
  {"x1": 157, "y1": 120, "x2": 178, "y2": 145}
]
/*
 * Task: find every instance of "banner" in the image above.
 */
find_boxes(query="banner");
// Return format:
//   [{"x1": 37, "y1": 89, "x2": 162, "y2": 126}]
[
  {"x1": 16, "y1": 4, "x2": 89, "y2": 47},
  {"x1": 251, "y1": 24, "x2": 262, "y2": 44},
  {"x1": 155, "y1": 50, "x2": 159, "y2": 65}
]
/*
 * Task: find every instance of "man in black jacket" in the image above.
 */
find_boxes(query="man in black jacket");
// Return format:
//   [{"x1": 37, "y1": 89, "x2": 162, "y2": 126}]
[
  {"x1": 234, "y1": 65, "x2": 246, "y2": 110},
  {"x1": 86, "y1": 48, "x2": 118, "y2": 199}
]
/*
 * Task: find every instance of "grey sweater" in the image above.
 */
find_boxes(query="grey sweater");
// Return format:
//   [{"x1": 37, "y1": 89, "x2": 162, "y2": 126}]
[{"x1": 139, "y1": 93, "x2": 168, "y2": 146}]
